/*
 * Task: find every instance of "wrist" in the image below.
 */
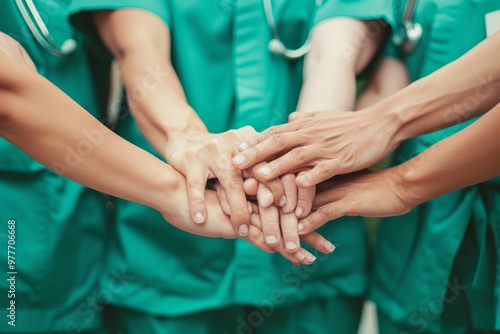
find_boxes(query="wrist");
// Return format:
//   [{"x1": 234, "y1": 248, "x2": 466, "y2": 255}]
[
  {"x1": 148, "y1": 165, "x2": 185, "y2": 215},
  {"x1": 393, "y1": 161, "x2": 430, "y2": 210},
  {"x1": 363, "y1": 103, "x2": 404, "y2": 147}
]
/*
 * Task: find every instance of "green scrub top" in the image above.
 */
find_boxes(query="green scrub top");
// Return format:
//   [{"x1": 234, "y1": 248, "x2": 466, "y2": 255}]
[
  {"x1": 0, "y1": 1, "x2": 108, "y2": 332},
  {"x1": 371, "y1": 0, "x2": 500, "y2": 332},
  {"x1": 70, "y1": 0, "x2": 391, "y2": 317}
]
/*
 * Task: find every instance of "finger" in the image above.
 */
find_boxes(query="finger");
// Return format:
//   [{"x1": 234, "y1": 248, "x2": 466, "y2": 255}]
[
  {"x1": 247, "y1": 163, "x2": 285, "y2": 208},
  {"x1": 257, "y1": 183, "x2": 281, "y2": 246},
  {"x1": 288, "y1": 110, "x2": 318, "y2": 122},
  {"x1": 244, "y1": 178, "x2": 259, "y2": 196},
  {"x1": 300, "y1": 232, "x2": 336, "y2": 254},
  {"x1": 298, "y1": 203, "x2": 343, "y2": 235},
  {"x1": 186, "y1": 169, "x2": 209, "y2": 224},
  {"x1": 295, "y1": 181, "x2": 316, "y2": 219},
  {"x1": 236, "y1": 124, "x2": 288, "y2": 152},
  {"x1": 233, "y1": 132, "x2": 300, "y2": 170},
  {"x1": 280, "y1": 211, "x2": 300, "y2": 253},
  {"x1": 249, "y1": 201, "x2": 259, "y2": 214},
  {"x1": 256, "y1": 182, "x2": 275, "y2": 208},
  {"x1": 249, "y1": 214, "x2": 315, "y2": 265},
  {"x1": 217, "y1": 169, "x2": 251, "y2": 236},
  {"x1": 296, "y1": 160, "x2": 343, "y2": 188},
  {"x1": 253, "y1": 147, "x2": 312, "y2": 181},
  {"x1": 245, "y1": 216, "x2": 276, "y2": 253},
  {"x1": 214, "y1": 182, "x2": 231, "y2": 216},
  {"x1": 281, "y1": 174, "x2": 297, "y2": 214}
]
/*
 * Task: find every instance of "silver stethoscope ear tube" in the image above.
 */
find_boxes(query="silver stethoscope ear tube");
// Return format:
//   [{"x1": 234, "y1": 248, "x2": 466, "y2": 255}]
[
  {"x1": 15, "y1": 0, "x2": 77, "y2": 57},
  {"x1": 264, "y1": 0, "x2": 323, "y2": 60},
  {"x1": 392, "y1": 0, "x2": 422, "y2": 54}
]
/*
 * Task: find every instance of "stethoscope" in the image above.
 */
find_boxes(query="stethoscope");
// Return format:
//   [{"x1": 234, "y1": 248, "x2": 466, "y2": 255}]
[
  {"x1": 392, "y1": 0, "x2": 422, "y2": 54},
  {"x1": 264, "y1": 0, "x2": 323, "y2": 59},
  {"x1": 15, "y1": 0, "x2": 77, "y2": 57}
]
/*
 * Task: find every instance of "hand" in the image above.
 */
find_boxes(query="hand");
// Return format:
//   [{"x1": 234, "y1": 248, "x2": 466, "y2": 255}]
[
  {"x1": 165, "y1": 126, "x2": 286, "y2": 235},
  {"x1": 0, "y1": 32, "x2": 36, "y2": 71},
  {"x1": 233, "y1": 108, "x2": 401, "y2": 188},
  {"x1": 214, "y1": 174, "x2": 333, "y2": 257},
  {"x1": 297, "y1": 169, "x2": 412, "y2": 235},
  {"x1": 161, "y1": 183, "x2": 326, "y2": 265}
]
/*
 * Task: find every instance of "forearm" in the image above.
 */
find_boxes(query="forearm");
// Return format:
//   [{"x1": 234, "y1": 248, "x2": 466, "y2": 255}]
[
  {"x1": 376, "y1": 32, "x2": 500, "y2": 143},
  {"x1": 0, "y1": 53, "x2": 182, "y2": 213},
  {"x1": 397, "y1": 102, "x2": 500, "y2": 207},
  {"x1": 298, "y1": 18, "x2": 385, "y2": 111},
  {"x1": 94, "y1": 10, "x2": 206, "y2": 157}
]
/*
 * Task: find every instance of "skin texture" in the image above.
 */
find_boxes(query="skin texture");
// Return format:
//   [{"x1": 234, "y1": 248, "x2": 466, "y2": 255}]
[
  {"x1": 233, "y1": 32, "x2": 500, "y2": 188},
  {"x1": 0, "y1": 39, "x2": 332, "y2": 265},
  {"x1": 93, "y1": 9, "x2": 286, "y2": 235},
  {"x1": 92, "y1": 9, "x2": 326, "y2": 251},
  {"x1": 217, "y1": 17, "x2": 390, "y2": 248},
  {"x1": 298, "y1": 101, "x2": 500, "y2": 233}
]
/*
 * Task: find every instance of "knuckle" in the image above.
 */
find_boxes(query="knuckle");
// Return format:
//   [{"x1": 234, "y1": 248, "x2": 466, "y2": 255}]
[
  {"x1": 264, "y1": 219, "x2": 280, "y2": 228},
  {"x1": 241, "y1": 125, "x2": 256, "y2": 135},
  {"x1": 250, "y1": 227, "x2": 263, "y2": 240},
  {"x1": 205, "y1": 138, "x2": 221, "y2": 151},
  {"x1": 271, "y1": 134, "x2": 285, "y2": 148},
  {"x1": 187, "y1": 179, "x2": 205, "y2": 190},
  {"x1": 290, "y1": 147, "x2": 306, "y2": 162},
  {"x1": 190, "y1": 197, "x2": 205, "y2": 208},
  {"x1": 272, "y1": 159, "x2": 285, "y2": 174},
  {"x1": 266, "y1": 126, "x2": 281, "y2": 136},
  {"x1": 317, "y1": 206, "x2": 331, "y2": 219},
  {"x1": 227, "y1": 178, "x2": 244, "y2": 191},
  {"x1": 316, "y1": 163, "x2": 332, "y2": 177}
]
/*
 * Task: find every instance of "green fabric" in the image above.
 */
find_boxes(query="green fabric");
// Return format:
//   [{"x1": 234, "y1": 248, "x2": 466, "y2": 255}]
[
  {"x1": 104, "y1": 296, "x2": 363, "y2": 334},
  {"x1": 315, "y1": 0, "x2": 394, "y2": 26},
  {"x1": 371, "y1": 1, "x2": 500, "y2": 333},
  {"x1": 0, "y1": 1, "x2": 107, "y2": 332},
  {"x1": 70, "y1": 0, "x2": 392, "y2": 320}
]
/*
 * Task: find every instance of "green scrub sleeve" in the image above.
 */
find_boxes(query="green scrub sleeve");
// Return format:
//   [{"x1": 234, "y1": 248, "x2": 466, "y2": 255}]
[
  {"x1": 314, "y1": 0, "x2": 395, "y2": 28},
  {"x1": 68, "y1": 0, "x2": 171, "y2": 61}
]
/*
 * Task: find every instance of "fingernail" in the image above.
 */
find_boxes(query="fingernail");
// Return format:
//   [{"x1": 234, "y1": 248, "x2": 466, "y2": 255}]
[
  {"x1": 279, "y1": 196, "x2": 287, "y2": 207},
  {"x1": 266, "y1": 235, "x2": 278, "y2": 245},
  {"x1": 286, "y1": 242, "x2": 297, "y2": 251},
  {"x1": 239, "y1": 142, "x2": 250, "y2": 151},
  {"x1": 238, "y1": 224, "x2": 249, "y2": 236},
  {"x1": 195, "y1": 212, "x2": 204, "y2": 224},
  {"x1": 226, "y1": 204, "x2": 231, "y2": 214},
  {"x1": 294, "y1": 251, "x2": 306, "y2": 261},
  {"x1": 297, "y1": 223, "x2": 305, "y2": 232},
  {"x1": 325, "y1": 240, "x2": 335, "y2": 253},
  {"x1": 305, "y1": 252, "x2": 317, "y2": 263},
  {"x1": 247, "y1": 203, "x2": 253, "y2": 213},
  {"x1": 260, "y1": 166, "x2": 271, "y2": 176},
  {"x1": 234, "y1": 155, "x2": 246, "y2": 165},
  {"x1": 295, "y1": 207, "x2": 304, "y2": 217}
]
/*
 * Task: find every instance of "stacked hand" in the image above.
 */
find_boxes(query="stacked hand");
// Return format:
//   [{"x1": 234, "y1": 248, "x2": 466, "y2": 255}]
[{"x1": 164, "y1": 126, "x2": 336, "y2": 265}]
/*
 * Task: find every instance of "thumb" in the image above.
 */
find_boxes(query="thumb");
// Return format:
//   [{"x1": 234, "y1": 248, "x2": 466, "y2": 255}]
[{"x1": 298, "y1": 203, "x2": 344, "y2": 235}]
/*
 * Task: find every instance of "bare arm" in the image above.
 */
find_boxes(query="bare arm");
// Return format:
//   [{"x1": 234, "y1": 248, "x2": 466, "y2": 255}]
[
  {"x1": 298, "y1": 101, "x2": 500, "y2": 232},
  {"x1": 234, "y1": 32, "x2": 500, "y2": 187},
  {"x1": 298, "y1": 18, "x2": 387, "y2": 111},
  {"x1": 0, "y1": 49, "x2": 333, "y2": 263},
  {"x1": 93, "y1": 9, "x2": 291, "y2": 235}
]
